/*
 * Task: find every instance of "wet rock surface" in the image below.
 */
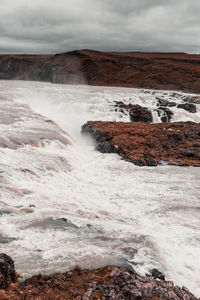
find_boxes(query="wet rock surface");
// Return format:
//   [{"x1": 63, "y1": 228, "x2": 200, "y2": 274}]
[
  {"x1": 155, "y1": 96, "x2": 198, "y2": 122},
  {"x1": 155, "y1": 107, "x2": 174, "y2": 123},
  {"x1": 82, "y1": 121, "x2": 200, "y2": 166},
  {"x1": 1, "y1": 50, "x2": 200, "y2": 93},
  {"x1": 0, "y1": 263, "x2": 198, "y2": 300},
  {"x1": 115, "y1": 101, "x2": 153, "y2": 123},
  {"x1": 146, "y1": 268, "x2": 165, "y2": 281},
  {"x1": 170, "y1": 93, "x2": 200, "y2": 105},
  {"x1": 0, "y1": 254, "x2": 16, "y2": 289},
  {"x1": 156, "y1": 98, "x2": 177, "y2": 107},
  {"x1": 177, "y1": 103, "x2": 197, "y2": 113},
  {"x1": 115, "y1": 95, "x2": 199, "y2": 125}
]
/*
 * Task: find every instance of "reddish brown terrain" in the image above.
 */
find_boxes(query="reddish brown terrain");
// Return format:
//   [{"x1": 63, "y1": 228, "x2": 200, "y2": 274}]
[
  {"x1": 82, "y1": 121, "x2": 200, "y2": 166},
  {"x1": 1, "y1": 51, "x2": 200, "y2": 299},
  {"x1": 0, "y1": 254, "x2": 198, "y2": 300},
  {"x1": 1, "y1": 50, "x2": 200, "y2": 93}
]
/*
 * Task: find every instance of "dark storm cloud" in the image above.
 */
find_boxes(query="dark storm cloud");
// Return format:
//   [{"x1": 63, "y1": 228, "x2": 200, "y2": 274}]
[{"x1": 0, "y1": 0, "x2": 200, "y2": 54}]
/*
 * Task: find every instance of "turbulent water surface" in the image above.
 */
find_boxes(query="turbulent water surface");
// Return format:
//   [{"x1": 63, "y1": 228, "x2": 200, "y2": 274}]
[{"x1": 0, "y1": 80, "x2": 200, "y2": 296}]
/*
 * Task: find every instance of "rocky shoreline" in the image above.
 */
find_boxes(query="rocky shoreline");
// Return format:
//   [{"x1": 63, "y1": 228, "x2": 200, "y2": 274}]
[
  {"x1": 82, "y1": 121, "x2": 200, "y2": 166},
  {"x1": 0, "y1": 253, "x2": 199, "y2": 300}
]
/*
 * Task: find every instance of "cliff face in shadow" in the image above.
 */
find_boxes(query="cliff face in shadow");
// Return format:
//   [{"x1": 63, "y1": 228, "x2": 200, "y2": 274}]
[{"x1": 1, "y1": 49, "x2": 200, "y2": 93}]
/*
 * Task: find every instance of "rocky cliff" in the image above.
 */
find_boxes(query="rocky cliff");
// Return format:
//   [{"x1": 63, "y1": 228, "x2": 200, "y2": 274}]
[{"x1": 1, "y1": 50, "x2": 200, "y2": 93}]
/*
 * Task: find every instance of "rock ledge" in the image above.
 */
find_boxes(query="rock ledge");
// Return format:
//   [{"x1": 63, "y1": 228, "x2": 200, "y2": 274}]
[{"x1": 82, "y1": 121, "x2": 200, "y2": 166}]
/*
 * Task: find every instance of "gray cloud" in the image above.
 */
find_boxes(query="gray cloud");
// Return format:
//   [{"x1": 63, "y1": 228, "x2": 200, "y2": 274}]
[{"x1": 0, "y1": 0, "x2": 200, "y2": 54}]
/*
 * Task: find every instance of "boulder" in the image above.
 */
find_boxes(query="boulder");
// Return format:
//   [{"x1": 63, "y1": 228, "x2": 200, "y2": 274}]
[
  {"x1": 147, "y1": 268, "x2": 165, "y2": 281},
  {"x1": 182, "y1": 95, "x2": 200, "y2": 104},
  {"x1": 115, "y1": 101, "x2": 153, "y2": 123},
  {"x1": 177, "y1": 103, "x2": 197, "y2": 113},
  {"x1": 156, "y1": 97, "x2": 176, "y2": 107},
  {"x1": 0, "y1": 253, "x2": 16, "y2": 288},
  {"x1": 155, "y1": 107, "x2": 174, "y2": 123}
]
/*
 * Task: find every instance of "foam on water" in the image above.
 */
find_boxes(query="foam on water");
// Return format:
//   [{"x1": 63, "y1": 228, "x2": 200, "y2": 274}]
[{"x1": 0, "y1": 80, "x2": 200, "y2": 296}]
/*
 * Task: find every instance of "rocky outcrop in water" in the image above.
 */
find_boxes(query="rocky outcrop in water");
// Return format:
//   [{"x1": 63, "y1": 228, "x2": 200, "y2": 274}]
[
  {"x1": 82, "y1": 121, "x2": 200, "y2": 166},
  {"x1": 170, "y1": 93, "x2": 200, "y2": 104},
  {"x1": 1, "y1": 50, "x2": 200, "y2": 93},
  {"x1": 155, "y1": 107, "x2": 174, "y2": 123},
  {"x1": 115, "y1": 102, "x2": 153, "y2": 123},
  {"x1": 155, "y1": 96, "x2": 198, "y2": 123},
  {"x1": 156, "y1": 98, "x2": 177, "y2": 107},
  {"x1": 0, "y1": 254, "x2": 198, "y2": 300},
  {"x1": 155, "y1": 98, "x2": 175, "y2": 122},
  {"x1": 177, "y1": 103, "x2": 197, "y2": 113}
]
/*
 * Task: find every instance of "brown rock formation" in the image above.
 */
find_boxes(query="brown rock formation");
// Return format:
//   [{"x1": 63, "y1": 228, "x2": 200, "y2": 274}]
[
  {"x1": 154, "y1": 96, "x2": 197, "y2": 122},
  {"x1": 177, "y1": 103, "x2": 197, "y2": 113},
  {"x1": 1, "y1": 50, "x2": 200, "y2": 93},
  {"x1": 81, "y1": 121, "x2": 200, "y2": 166},
  {"x1": 115, "y1": 102, "x2": 153, "y2": 123},
  {"x1": 0, "y1": 254, "x2": 198, "y2": 300},
  {"x1": 156, "y1": 98, "x2": 177, "y2": 107},
  {"x1": 155, "y1": 107, "x2": 174, "y2": 123},
  {"x1": 0, "y1": 254, "x2": 16, "y2": 289},
  {"x1": 170, "y1": 93, "x2": 200, "y2": 104}
]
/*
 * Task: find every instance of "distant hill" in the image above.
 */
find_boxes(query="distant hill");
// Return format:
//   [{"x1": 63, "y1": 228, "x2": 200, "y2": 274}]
[{"x1": 0, "y1": 49, "x2": 200, "y2": 93}]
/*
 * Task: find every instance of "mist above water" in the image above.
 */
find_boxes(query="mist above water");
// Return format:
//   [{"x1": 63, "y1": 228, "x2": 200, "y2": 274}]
[{"x1": 0, "y1": 80, "x2": 200, "y2": 296}]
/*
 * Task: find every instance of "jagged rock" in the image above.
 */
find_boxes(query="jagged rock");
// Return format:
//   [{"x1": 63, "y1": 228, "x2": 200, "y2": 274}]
[
  {"x1": 147, "y1": 268, "x2": 165, "y2": 281},
  {"x1": 115, "y1": 101, "x2": 153, "y2": 123},
  {"x1": 169, "y1": 93, "x2": 200, "y2": 105},
  {"x1": 155, "y1": 107, "x2": 174, "y2": 122},
  {"x1": 82, "y1": 121, "x2": 200, "y2": 166},
  {"x1": 2, "y1": 264, "x2": 198, "y2": 299},
  {"x1": 155, "y1": 97, "x2": 177, "y2": 122},
  {"x1": 156, "y1": 97, "x2": 176, "y2": 107},
  {"x1": 129, "y1": 105, "x2": 153, "y2": 123},
  {"x1": 182, "y1": 95, "x2": 200, "y2": 104},
  {"x1": 177, "y1": 103, "x2": 197, "y2": 113},
  {"x1": 0, "y1": 253, "x2": 16, "y2": 288}
]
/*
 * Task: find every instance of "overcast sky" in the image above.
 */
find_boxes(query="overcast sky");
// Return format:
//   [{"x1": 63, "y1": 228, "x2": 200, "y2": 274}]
[{"x1": 0, "y1": 0, "x2": 200, "y2": 54}]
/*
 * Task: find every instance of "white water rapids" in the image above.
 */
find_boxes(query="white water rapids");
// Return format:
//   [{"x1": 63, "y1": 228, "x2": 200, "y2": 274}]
[{"x1": 0, "y1": 80, "x2": 200, "y2": 296}]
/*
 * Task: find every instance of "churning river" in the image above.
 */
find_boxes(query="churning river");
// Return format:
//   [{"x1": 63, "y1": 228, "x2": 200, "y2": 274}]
[{"x1": 0, "y1": 80, "x2": 199, "y2": 296}]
